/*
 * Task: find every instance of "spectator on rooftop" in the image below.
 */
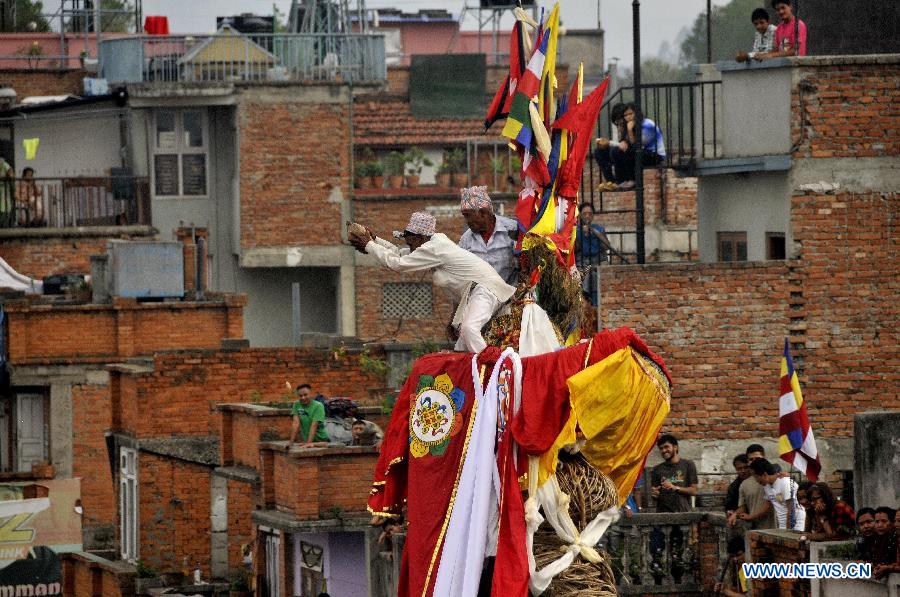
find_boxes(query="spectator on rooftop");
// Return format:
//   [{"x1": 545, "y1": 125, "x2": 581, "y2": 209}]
[
  {"x1": 351, "y1": 418, "x2": 383, "y2": 447},
  {"x1": 288, "y1": 383, "x2": 330, "y2": 447},
  {"x1": 594, "y1": 103, "x2": 626, "y2": 190},
  {"x1": 871, "y1": 506, "x2": 898, "y2": 577},
  {"x1": 0, "y1": 157, "x2": 13, "y2": 228},
  {"x1": 760, "y1": 0, "x2": 807, "y2": 58},
  {"x1": 748, "y1": 458, "x2": 805, "y2": 531},
  {"x1": 797, "y1": 480, "x2": 814, "y2": 530},
  {"x1": 873, "y1": 508, "x2": 900, "y2": 578},
  {"x1": 595, "y1": 103, "x2": 666, "y2": 191},
  {"x1": 855, "y1": 507, "x2": 877, "y2": 561},
  {"x1": 728, "y1": 444, "x2": 777, "y2": 530},
  {"x1": 805, "y1": 482, "x2": 856, "y2": 541},
  {"x1": 725, "y1": 454, "x2": 751, "y2": 516},
  {"x1": 575, "y1": 203, "x2": 610, "y2": 305},
  {"x1": 16, "y1": 167, "x2": 44, "y2": 227},
  {"x1": 650, "y1": 434, "x2": 698, "y2": 512},
  {"x1": 736, "y1": 8, "x2": 777, "y2": 62}
]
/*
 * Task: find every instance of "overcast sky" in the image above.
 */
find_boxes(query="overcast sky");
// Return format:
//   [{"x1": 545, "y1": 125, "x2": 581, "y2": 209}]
[{"x1": 47, "y1": 0, "x2": 729, "y2": 69}]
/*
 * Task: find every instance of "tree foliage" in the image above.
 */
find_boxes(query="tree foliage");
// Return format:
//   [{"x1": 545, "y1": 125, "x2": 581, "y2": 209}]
[
  {"x1": 679, "y1": 0, "x2": 767, "y2": 65},
  {"x1": 65, "y1": 0, "x2": 135, "y2": 33},
  {"x1": 615, "y1": 57, "x2": 693, "y2": 89},
  {"x1": 0, "y1": 0, "x2": 51, "y2": 32}
]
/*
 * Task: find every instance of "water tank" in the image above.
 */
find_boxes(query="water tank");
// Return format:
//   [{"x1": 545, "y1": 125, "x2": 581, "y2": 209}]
[{"x1": 106, "y1": 240, "x2": 184, "y2": 299}]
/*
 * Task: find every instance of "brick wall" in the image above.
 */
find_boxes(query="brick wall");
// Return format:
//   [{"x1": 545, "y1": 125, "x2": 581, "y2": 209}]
[
  {"x1": 226, "y1": 478, "x2": 257, "y2": 570},
  {"x1": 262, "y1": 445, "x2": 378, "y2": 519},
  {"x1": 586, "y1": 168, "x2": 698, "y2": 231},
  {"x1": 748, "y1": 530, "x2": 811, "y2": 597},
  {"x1": 0, "y1": 69, "x2": 87, "y2": 98},
  {"x1": 61, "y1": 552, "x2": 137, "y2": 597},
  {"x1": 789, "y1": 190, "x2": 898, "y2": 437},
  {"x1": 219, "y1": 404, "x2": 293, "y2": 468},
  {"x1": 601, "y1": 261, "x2": 793, "y2": 438},
  {"x1": 5, "y1": 296, "x2": 245, "y2": 364},
  {"x1": 115, "y1": 347, "x2": 385, "y2": 439},
  {"x1": 72, "y1": 382, "x2": 117, "y2": 544},
  {"x1": 0, "y1": 230, "x2": 154, "y2": 279},
  {"x1": 138, "y1": 452, "x2": 213, "y2": 575},
  {"x1": 238, "y1": 90, "x2": 351, "y2": 250},
  {"x1": 793, "y1": 61, "x2": 900, "y2": 159}
]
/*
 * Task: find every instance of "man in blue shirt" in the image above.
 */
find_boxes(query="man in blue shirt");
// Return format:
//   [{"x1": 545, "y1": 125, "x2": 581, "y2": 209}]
[{"x1": 575, "y1": 203, "x2": 609, "y2": 305}]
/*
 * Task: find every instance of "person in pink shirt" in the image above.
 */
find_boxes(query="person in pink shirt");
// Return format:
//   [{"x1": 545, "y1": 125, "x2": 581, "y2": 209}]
[{"x1": 769, "y1": 0, "x2": 807, "y2": 57}]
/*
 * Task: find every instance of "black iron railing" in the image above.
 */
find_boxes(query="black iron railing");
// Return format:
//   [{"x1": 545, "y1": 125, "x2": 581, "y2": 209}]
[
  {"x1": 574, "y1": 80, "x2": 720, "y2": 266},
  {"x1": 0, "y1": 176, "x2": 151, "y2": 229}
]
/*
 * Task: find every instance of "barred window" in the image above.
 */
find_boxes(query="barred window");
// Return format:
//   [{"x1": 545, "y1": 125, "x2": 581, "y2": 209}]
[{"x1": 382, "y1": 282, "x2": 432, "y2": 319}]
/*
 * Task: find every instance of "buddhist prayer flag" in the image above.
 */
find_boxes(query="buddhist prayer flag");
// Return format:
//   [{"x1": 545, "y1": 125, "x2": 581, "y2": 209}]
[
  {"x1": 484, "y1": 20, "x2": 526, "y2": 131},
  {"x1": 778, "y1": 338, "x2": 821, "y2": 481}
]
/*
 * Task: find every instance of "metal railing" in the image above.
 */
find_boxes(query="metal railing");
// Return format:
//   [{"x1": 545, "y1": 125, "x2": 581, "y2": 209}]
[
  {"x1": 100, "y1": 32, "x2": 386, "y2": 84},
  {"x1": 574, "y1": 80, "x2": 720, "y2": 266},
  {"x1": 0, "y1": 176, "x2": 150, "y2": 229}
]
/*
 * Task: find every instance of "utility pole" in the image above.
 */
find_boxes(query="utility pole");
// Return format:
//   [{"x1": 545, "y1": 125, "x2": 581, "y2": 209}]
[
  {"x1": 632, "y1": 0, "x2": 645, "y2": 264},
  {"x1": 706, "y1": 0, "x2": 712, "y2": 62}
]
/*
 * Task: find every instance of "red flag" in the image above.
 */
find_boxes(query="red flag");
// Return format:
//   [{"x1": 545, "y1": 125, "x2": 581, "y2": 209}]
[
  {"x1": 552, "y1": 76, "x2": 610, "y2": 198},
  {"x1": 485, "y1": 21, "x2": 526, "y2": 131}
]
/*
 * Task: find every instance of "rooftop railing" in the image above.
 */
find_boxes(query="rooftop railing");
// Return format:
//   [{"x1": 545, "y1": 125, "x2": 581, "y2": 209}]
[
  {"x1": 99, "y1": 32, "x2": 386, "y2": 84},
  {"x1": 0, "y1": 176, "x2": 150, "y2": 229}
]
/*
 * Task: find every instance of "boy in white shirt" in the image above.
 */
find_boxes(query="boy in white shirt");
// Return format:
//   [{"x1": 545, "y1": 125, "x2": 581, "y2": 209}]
[
  {"x1": 749, "y1": 458, "x2": 806, "y2": 531},
  {"x1": 736, "y1": 8, "x2": 777, "y2": 62}
]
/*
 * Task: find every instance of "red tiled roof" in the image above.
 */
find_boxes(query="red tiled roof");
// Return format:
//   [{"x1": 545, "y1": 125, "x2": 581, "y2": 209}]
[{"x1": 353, "y1": 97, "x2": 497, "y2": 146}]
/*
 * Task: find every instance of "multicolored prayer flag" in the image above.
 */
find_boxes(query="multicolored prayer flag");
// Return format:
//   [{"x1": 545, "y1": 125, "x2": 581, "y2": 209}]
[
  {"x1": 484, "y1": 20, "x2": 526, "y2": 131},
  {"x1": 778, "y1": 338, "x2": 821, "y2": 481}
]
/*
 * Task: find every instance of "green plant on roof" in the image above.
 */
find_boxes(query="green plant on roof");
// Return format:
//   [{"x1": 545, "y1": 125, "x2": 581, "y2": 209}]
[
  {"x1": 405, "y1": 147, "x2": 433, "y2": 176},
  {"x1": 384, "y1": 150, "x2": 408, "y2": 177}
]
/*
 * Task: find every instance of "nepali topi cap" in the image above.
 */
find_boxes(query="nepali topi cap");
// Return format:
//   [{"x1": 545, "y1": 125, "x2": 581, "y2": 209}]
[
  {"x1": 460, "y1": 185, "x2": 493, "y2": 211},
  {"x1": 393, "y1": 211, "x2": 436, "y2": 239}
]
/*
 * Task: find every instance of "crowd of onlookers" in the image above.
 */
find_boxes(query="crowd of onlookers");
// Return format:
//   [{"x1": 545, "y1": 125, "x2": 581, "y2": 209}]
[
  {"x1": 286, "y1": 382, "x2": 383, "y2": 449},
  {"x1": 621, "y1": 433, "x2": 898, "y2": 593}
]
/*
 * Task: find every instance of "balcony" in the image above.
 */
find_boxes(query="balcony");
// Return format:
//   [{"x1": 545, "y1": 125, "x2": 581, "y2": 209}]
[
  {"x1": 100, "y1": 32, "x2": 386, "y2": 85},
  {"x1": 1, "y1": 176, "x2": 150, "y2": 229}
]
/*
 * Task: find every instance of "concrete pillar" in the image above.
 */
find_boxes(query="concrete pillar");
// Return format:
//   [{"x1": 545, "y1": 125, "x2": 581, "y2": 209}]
[
  {"x1": 854, "y1": 411, "x2": 900, "y2": 509},
  {"x1": 210, "y1": 474, "x2": 228, "y2": 579},
  {"x1": 49, "y1": 383, "x2": 73, "y2": 478}
]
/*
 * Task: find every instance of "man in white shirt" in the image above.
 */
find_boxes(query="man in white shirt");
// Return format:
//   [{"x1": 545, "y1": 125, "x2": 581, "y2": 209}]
[
  {"x1": 458, "y1": 186, "x2": 519, "y2": 286},
  {"x1": 749, "y1": 458, "x2": 805, "y2": 532},
  {"x1": 348, "y1": 211, "x2": 515, "y2": 353}
]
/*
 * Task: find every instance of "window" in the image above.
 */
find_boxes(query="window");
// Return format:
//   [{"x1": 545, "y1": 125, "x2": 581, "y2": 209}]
[
  {"x1": 382, "y1": 282, "x2": 432, "y2": 319},
  {"x1": 119, "y1": 447, "x2": 138, "y2": 561},
  {"x1": 264, "y1": 530, "x2": 282, "y2": 597},
  {"x1": 767, "y1": 232, "x2": 786, "y2": 260},
  {"x1": 717, "y1": 231, "x2": 747, "y2": 262},
  {"x1": 153, "y1": 110, "x2": 208, "y2": 197}
]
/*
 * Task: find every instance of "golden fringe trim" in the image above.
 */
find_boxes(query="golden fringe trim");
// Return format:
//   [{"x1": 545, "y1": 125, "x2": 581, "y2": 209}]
[{"x1": 632, "y1": 351, "x2": 672, "y2": 406}]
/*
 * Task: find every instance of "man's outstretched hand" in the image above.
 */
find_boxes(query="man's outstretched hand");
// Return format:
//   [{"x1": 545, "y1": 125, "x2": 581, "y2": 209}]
[{"x1": 349, "y1": 230, "x2": 373, "y2": 253}]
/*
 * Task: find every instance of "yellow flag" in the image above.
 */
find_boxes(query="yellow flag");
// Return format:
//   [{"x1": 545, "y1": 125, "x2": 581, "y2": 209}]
[{"x1": 23, "y1": 138, "x2": 40, "y2": 160}]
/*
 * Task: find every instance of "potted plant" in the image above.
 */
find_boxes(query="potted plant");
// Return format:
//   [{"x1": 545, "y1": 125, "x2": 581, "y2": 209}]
[
  {"x1": 370, "y1": 160, "x2": 385, "y2": 189},
  {"x1": 404, "y1": 147, "x2": 433, "y2": 188},
  {"x1": 489, "y1": 156, "x2": 507, "y2": 191},
  {"x1": 384, "y1": 151, "x2": 407, "y2": 189},
  {"x1": 435, "y1": 153, "x2": 452, "y2": 188},
  {"x1": 446, "y1": 148, "x2": 467, "y2": 187},
  {"x1": 66, "y1": 281, "x2": 92, "y2": 303},
  {"x1": 355, "y1": 161, "x2": 371, "y2": 189},
  {"x1": 229, "y1": 569, "x2": 252, "y2": 597}
]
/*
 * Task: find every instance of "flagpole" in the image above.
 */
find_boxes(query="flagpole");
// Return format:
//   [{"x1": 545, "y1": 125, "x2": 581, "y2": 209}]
[{"x1": 632, "y1": 0, "x2": 645, "y2": 264}]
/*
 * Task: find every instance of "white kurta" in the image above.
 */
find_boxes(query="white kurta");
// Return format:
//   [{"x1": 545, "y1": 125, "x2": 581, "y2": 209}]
[{"x1": 366, "y1": 234, "x2": 516, "y2": 352}]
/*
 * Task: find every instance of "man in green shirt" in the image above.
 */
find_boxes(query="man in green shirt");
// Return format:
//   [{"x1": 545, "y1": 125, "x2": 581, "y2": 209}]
[{"x1": 289, "y1": 383, "x2": 330, "y2": 446}]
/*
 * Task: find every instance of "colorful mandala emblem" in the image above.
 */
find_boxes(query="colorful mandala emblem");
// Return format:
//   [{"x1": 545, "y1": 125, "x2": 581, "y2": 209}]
[{"x1": 409, "y1": 373, "x2": 466, "y2": 458}]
